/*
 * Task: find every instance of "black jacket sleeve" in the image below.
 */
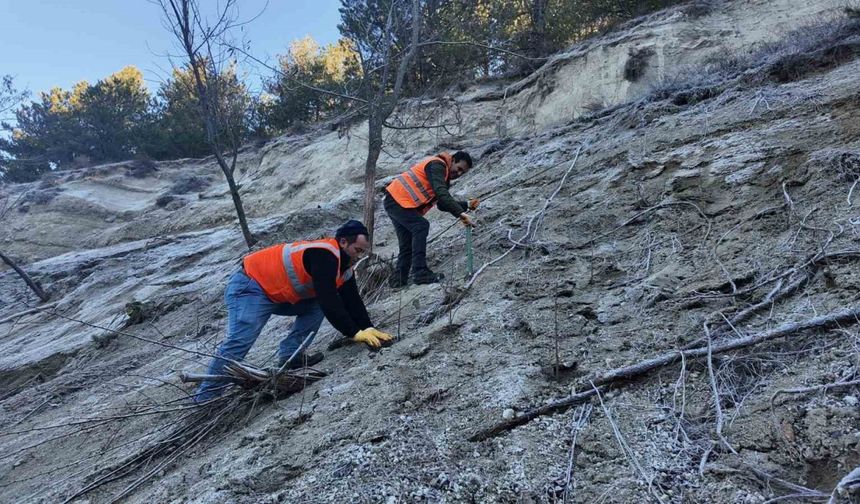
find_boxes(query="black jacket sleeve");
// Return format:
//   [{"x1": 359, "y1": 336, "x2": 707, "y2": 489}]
[
  {"x1": 339, "y1": 277, "x2": 373, "y2": 330},
  {"x1": 303, "y1": 248, "x2": 367, "y2": 337},
  {"x1": 426, "y1": 162, "x2": 467, "y2": 218}
]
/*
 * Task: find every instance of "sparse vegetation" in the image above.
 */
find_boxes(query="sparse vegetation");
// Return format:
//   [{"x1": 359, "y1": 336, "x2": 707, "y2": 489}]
[
  {"x1": 624, "y1": 46, "x2": 655, "y2": 82},
  {"x1": 647, "y1": 12, "x2": 860, "y2": 106},
  {"x1": 168, "y1": 175, "x2": 208, "y2": 195},
  {"x1": 20, "y1": 187, "x2": 61, "y2": 206},
  {"x1": 4, "y1": 3, "x2": 860, "y2": 501},
  {"x1": 582, "y1": 98, "x2": 609, "y2": 114},
  {"x1": 155, "y1": 194, "x2": 176, "y2": 208}
]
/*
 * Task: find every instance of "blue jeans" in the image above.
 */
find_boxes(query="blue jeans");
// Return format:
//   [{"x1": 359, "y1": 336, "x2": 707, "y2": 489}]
[{"x1": 194, "y1": 270, "x2": 325, "y2": 402}]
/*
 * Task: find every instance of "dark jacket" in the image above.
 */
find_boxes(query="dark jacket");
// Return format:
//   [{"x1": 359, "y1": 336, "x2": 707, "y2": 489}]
[
  {"x1": 302, "y1": 247, "x2": 372, "y2": 337},
  {"x1": 421, "y1": 161, "x2": 468, "y2": 217}
]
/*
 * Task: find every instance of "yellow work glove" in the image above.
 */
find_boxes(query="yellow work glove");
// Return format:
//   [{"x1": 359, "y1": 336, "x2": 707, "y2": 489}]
[
  {"x1": 459, "y1": 213, "x2": 475, "y2": 227},
  {"x1": 353, "y1": 327, "x2": 393, "y2": 348},
  {"x1": 368, "y1": 328, "x2": 393, "y2": 347},
  {"x1": 468, "y1": 198, "x2": 480, "y2": 211}
]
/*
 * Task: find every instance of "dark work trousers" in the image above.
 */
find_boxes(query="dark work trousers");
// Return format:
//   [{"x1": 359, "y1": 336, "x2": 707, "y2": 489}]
[{"x1": 383, "y1": 192, "x2": 431, "y2": 281}]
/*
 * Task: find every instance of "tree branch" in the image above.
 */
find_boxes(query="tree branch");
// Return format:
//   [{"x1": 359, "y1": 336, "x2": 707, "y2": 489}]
[
  {"x1": 0, "y1": 250, "x2": 50, "y2": 302},
  {"x1": 469, "y1": 306, "x2": 860, "y2": 441}
]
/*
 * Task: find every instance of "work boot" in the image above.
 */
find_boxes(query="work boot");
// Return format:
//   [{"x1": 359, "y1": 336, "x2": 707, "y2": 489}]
[
  {"x1": 279, "y1": 351, "x2": 324, "y2": 370},
  {"x1": 413, "y1": 270, "x2": 445, "y2": 285}
]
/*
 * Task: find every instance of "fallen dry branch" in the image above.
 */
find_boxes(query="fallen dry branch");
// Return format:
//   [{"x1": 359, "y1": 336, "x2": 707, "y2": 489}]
[
  {"x1": 771, "y1": 378, "x2": 860, "y2": 407},
  {"x1": 687, "y1": 248, "x2": 860, "y2": 303},
  {"x1": 0, "y1": 301, "x2": 59, "y2": 326},
  {"x1": 180, "y1": 362, "x2": 326, "y2": 399},
  {"x1": 705, "y1": 322, "x2": 737, "y2": 456},
  {"x1": 59, "y1": 399, "x2": 237, "y2": 504},
  {"x1": 682, "y1": 249, "x2": 860, "y2": 349},
  {"x1": 593, "y1": 384, "x2": 666, "y2": 502},
  {"x1": 468, "y1": 386, "x2": 607, "y2": 442},
  {"x1": 0, "y1": 250, "x2": 50, "y2": 302},
  {"x1": 705, "y1": 461, "x2": 829, "y2": 502},
  {"x1": 829, "y1": 466, "x2": 860, "y2": 504},
  {"x1": 469, "y1": 306, "x2": 860, "y2": 441},
  {"x1": 62, "y1": 353, "x2": 326, "y2": 503},
  {"x1": 593, "y1": 307, "x2": 860, "y2": 387}
]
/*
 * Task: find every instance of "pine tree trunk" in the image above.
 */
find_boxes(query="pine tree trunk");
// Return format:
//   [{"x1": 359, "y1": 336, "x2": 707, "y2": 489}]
[{"x1": 530, "y1": 0, "x2": 548, "y2": 59}]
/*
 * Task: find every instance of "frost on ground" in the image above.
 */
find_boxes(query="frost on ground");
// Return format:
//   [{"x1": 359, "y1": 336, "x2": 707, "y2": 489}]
[{"x1": 2, "y1": 0, "x2": 860, "y2": 502}]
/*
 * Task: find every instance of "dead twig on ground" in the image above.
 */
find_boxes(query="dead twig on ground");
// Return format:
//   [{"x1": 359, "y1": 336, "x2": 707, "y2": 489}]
[
  {"x1": 771, "y1": 378, "x2": 860, "y2": 407},
  {"x1": 782, "y1": 181, "x2": 797, "y2": 225},
  {"x1": 847, "y1": 177, "x2": 860, "y2": 207},
  {"x1": 59, "y1": 398, "x2": 239, "y2": 503},
  {"x1": 686, "y1": 247, "x2": 858, "y2": 303},
  {"x1": 705, "y1": 322, "x2": 737, "y2": 455},
  {"x1": 713, "y1": 223, "x2": 743, "y2": 296},
  {"x1": 592, "y1": 383, "x2": 665, "y2": 503},
  {"x1": 470, "y1": 144, "x2": 586, "y2": 288},
  {"x1": 562, "y1": 404, "x2": 592, "y2": 504},
  {"x1": 704, "y1": 460, "x2": 829, "y2": 502}
]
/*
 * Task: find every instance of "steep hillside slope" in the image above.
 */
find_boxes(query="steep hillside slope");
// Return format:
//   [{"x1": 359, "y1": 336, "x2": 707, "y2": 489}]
[{"x1": 1, "y1": 1, "x2": 859, "y2": 503}]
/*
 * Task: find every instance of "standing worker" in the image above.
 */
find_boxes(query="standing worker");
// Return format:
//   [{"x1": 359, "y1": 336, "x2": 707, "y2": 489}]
[
  {"x1": 384, "y1": 151, "x2": 478, "y2": 287},
  {"x1": 194, "y1": 220, "x2": 392, "y2": 402}
]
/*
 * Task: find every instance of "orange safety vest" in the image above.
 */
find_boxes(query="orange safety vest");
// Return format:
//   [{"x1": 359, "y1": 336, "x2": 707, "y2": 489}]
[
  {"x1": 242, "y1": 238, "x2": 354, "y2": 304},
  {"x1": 385, "y1": 152, "x2": 453, "y2": 215}
]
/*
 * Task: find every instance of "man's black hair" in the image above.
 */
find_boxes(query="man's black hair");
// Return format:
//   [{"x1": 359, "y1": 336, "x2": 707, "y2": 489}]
[
  {"x1": 335, "y1": 220, "x2": 369, "y2": 245},
  {"x1": 452, "y1": 151, "x2": 473, "y2": 168}
]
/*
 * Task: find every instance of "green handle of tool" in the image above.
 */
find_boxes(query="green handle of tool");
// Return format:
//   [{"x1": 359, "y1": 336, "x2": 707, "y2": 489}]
[{"x1": 465, "y1": 226, "x2": 474, "y2": 276}]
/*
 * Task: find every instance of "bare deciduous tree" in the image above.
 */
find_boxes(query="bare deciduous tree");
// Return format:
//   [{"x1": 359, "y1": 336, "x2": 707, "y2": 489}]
[
  {"x1": 354, "y1": 0, "x2": 423, "y2": 246},
  {"x1": 155, "y1": 0, "x2": 257, "y2": 249},
  {"x1": 231, "y1": 0, "x2": 423, "y2": 248}
]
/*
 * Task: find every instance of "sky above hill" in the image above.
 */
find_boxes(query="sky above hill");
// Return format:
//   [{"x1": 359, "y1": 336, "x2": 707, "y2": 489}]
[{"x1": 0, "y1": 0, "x2": 342, "y2": 97}]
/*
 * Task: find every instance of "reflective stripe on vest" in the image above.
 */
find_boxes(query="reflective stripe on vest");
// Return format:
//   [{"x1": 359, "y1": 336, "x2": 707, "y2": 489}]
[
  {"x1": 395, "y1": 170, "x2": 433, "y2": 203},
  {"x1": 244, "y1": 238, "x2": 353, "y2": 303},
  {"x1": 281, "y1": 240, "x2": 351, "y2": 299},
  {"x1": 385, "y1": 153, "x2": 452, "y2": 211}
]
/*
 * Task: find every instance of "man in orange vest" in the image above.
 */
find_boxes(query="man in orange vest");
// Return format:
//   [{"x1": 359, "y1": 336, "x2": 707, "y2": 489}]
[
  {"x1": 194, "y1": 220, "x2": 392, "y2": 402},
  {"x1": 384, "y1": 151, "x2": 478, "y2": 287}
]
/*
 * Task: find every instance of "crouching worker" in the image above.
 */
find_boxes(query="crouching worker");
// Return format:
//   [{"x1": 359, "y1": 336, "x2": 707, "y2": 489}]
[
  {"x1": 384, "y1": 151, "x2": 477, "y2": 287},
  {"x1": 194, "y1": 220, "x2": 393, "y2": 402}
]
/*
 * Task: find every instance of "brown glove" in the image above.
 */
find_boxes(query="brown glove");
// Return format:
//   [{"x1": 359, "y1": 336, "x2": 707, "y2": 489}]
[
  {"x1": 459, "y1": 213, "x2": 475, "y2": 227},
  {"x1": 468, "y1": 198, "x2": 480, "y2": 211}
]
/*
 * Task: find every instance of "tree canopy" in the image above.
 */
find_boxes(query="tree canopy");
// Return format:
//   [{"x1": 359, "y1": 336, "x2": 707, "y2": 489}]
[{"x1": 1, "y1": 0, "x2": 690, "y2": 183}]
